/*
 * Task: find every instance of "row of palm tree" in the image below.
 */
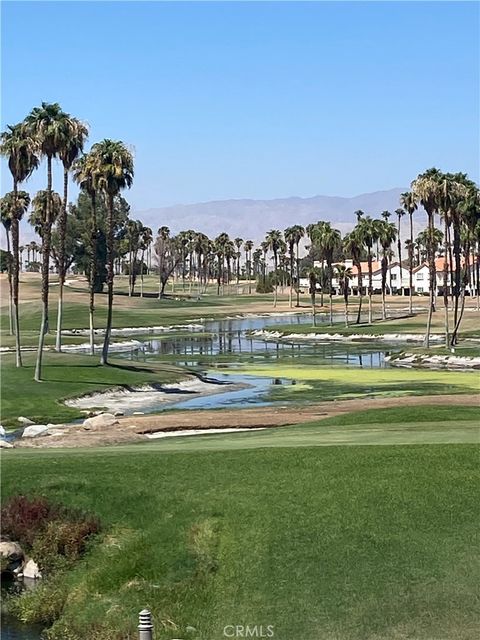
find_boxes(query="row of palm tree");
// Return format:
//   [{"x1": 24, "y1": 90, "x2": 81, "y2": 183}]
[{"x1": 1, "y1": 102, "x2": 134, "y2": 378}]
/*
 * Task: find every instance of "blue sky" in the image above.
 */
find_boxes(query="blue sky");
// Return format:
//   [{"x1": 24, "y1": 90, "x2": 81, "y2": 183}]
[{"x1": 2, "y1": 1, "x2": 479, "y2": 211}]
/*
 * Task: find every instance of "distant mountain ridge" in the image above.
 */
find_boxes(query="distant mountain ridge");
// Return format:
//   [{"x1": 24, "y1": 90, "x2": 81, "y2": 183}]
[{"x1": 134, "y1": 188, "x2": 419, "y2": 241}]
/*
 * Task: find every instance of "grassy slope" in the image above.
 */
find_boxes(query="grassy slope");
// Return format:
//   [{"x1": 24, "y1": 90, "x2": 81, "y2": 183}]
[
  {"x1": 2, "y1": 430, "x2": 478, "y2": 639},
  {"x1": 236, "y1": 364, "x2": 480, "y2": 403},
  {"x1": 0, "y1": 353, "x2": 185, "y2": 426}
]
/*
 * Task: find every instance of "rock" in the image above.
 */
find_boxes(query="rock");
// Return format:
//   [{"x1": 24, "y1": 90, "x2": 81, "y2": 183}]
[
  {"x1": 22, "y1": 425, "x2": 49, "y2": 438},
  {"x1": 0, "y1": 440, "x2": 13, "y2": 448},
  {"x1": 46, "y1": 428, "x2": 66, "y2": 437},
  {"x1": 82, "y1": 413, "x2": 119, "y2": 429},
  {"x1": 114, "y1": 410, "x2": 124, "y2": 417},
  {"x1": 0, "y1": 541, "x2": 24, "y2": 572},
  {"x1": 23, "y1": 559, "x2": 42, "y2": 580},
  {"x1": 17, "y1": 416, "x2": 35, "y2": 426},
  {"x1": 0, "y1": 425, "x2": 5, "y2": 437}
]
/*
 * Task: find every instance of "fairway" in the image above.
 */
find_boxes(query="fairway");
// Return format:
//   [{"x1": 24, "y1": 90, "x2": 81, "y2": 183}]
[{"x1": 3, "y1": 442, "x2": 479, "y2": 640}]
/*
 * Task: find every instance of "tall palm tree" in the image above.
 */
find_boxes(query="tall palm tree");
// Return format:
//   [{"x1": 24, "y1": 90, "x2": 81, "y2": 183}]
[
  {"x1": 411, "y1": 168, "x2": 442, "y2": 347},
  {"x1": 265, "y1": 229, "x2": 283, "y2": 307},
  {"x1": 308, "y1": 267, "x2": 321, "y2": 326},
  {"x1": 377, "y1": 219, "x2": 397, "y2": 320},
  {"x1": 317, "y1": 223, "x2": 342, "y2": 325},
  {"x1": 139, "y1": 226, "x2": 153, "y2": 297},
  {"x1": 357, "y1": 215, "x2": 378, "y2": 324},
  {"x1": 394, "y1": 207, "x2": 405, "y2": 296},
  {"x1": 55, "y1": 115, "x2": 89, "y2": 352},
  {"x1": 0, "y1": 199, "x2": 13, "y2": 335},
  {"x1": 343, "y1": 229, "x2": 364, "y2": 324},
  {"x1": 214, "y1": 232, "x2": 230, "y2": 295},
  {"x1": 1, "y1": 123, "x2": 39, "y2": 362},
  {"x1": 156, "y1": 226, "x2": 170, "y2": 297},
  {"x1": 284, "y1": 225, "x2": 305, "y2": 308},
  {"x1": 90, "y1": 139, "x2": 134, "y2": 365},
  {"x1": 234, "y1": 237, "x2": 243, "y2": 289},
  {"x1": 335, "y1": 264, "x2": 353, "y2": 327},
  {"x1": 400, "y1": 191, "x2": 417, "y2": 314},
  {"x1": 244, "y1": 240, "x2": 253, "y2": 294},
  {"x1": 73, "y1": 152, "x2": 99, "y2": 355},
  {"x1": 24, "y1": 102, "x2": 67, "y2": 380}
]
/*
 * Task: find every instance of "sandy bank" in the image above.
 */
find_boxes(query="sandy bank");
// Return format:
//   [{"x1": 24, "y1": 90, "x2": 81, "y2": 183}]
[
  {"x1": 64, "y1": 377, "x2": 248, "y2": 414},
  {"x1": 249, "y1": 329, "x2": 445, "y2": 344},
  {"x1": 386, "y1": 352, "x2": 480, "y2": 369}
]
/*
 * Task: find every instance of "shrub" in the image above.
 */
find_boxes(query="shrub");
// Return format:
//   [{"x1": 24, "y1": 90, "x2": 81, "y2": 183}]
[{"x1": 1, "y1": 495, "x2": 58, "y2": 547}]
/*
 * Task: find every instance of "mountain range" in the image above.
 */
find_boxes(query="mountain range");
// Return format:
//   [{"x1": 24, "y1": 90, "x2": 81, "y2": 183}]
[{"x1": 134, "y1": 187, "x2": 421, "y2": 242}]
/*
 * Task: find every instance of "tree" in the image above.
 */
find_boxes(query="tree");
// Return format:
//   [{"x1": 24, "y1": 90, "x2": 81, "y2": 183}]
[
  {"x1": 284, "y1": 225, "x2": 305, "y2": 308},
  {"x1": 244, "y1": 240, "x2": 253, "y2": 294},
  {"x1": 313, "y1": 223, "x2": 342, "y2": 325},
  {"x1": 377, "y1": 219, "x2": 397, "y2": 320},
  {"x1": 234, "y1": 237, "x2": 243, "y2": 289},
  {"x1": 394, "y1": 207, "x2": 405, "y2": 296},
  {"x1": 335, "y1": 264, "x2": 353, "y2": 327},
  {"x1": 343, "y1": 229, "x2": 364, "y2": 324},
  {"x1": 73, "y1": 153, "x2": 100, "y2": 355},
  {"x1": 139, "y1": 226, "x2": 153, "y2": 297},
  {"x1": 1, "y1": 123, "x2": 39, "y2": 363},
  {"x1": 156, "y1": 226, "x2": 171, "y2": 297},
  {"x1": 55, "y1": 115, "x2": 89, "y2": 352},
  {"x1": 265, "y1": 230, "x2": 283, "y2": 307},
  {"x1": 357, "y1": 215, "x2": 379, "y2": 324},
  {"x1": 0, "y1": 198, "x2": 13, "y2": 335},
  {"x1": 308, "y1": 267, "x2": 321, "y2": 326},
  {"x1": 400, "y1": 191, "x2": 418, "y2": 314},
  {"x1": 411, "y1": 168, "x2": 442, "y2": 347},
  {"x1": 24, "y1": 102, "x2": 67, "y2": 381},
  {"x1": 90, "y1": 139, "x2": 134, "y2": 365}
]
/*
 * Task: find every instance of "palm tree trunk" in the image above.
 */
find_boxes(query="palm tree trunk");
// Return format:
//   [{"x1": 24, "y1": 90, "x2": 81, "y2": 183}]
[
  {"x1": 368, "y1": 250, "x2": 373, "y2": 324},
  {"x1": 5, "y1": 228, "x2": 14, "y2": 336},
  {"x1": 424, "y1": 213, "x2": 435, "y2": 349},
  {"x1": 344, "y1": 286, "x2": 349, "y2": 328},
  {"x1": 55, "y1": 168, "x2": 69, "y2": 352},
  {"x1": 443, "y1": 218, "x2": 449, "y2": 347},
  {"x1": 12, "y1": 181, "x2": 22, "y2": 367},
  {"x1": 381, "y1": 258, "x2": 387, "y2": 320},
  {"x1": 397, "y1": 216, "x2": 402, "y2": 297},
  {"x1": 140, "y1": 249, "x2": 145, "y2": 297},
  {"x1": 409, "y1": 213, "x2": 413, "y2": 314},
  {"x1": 273, "y1": 253, "x2": 278, "y2": 307},
  {"x1": 101, "y1": 193, "x2": 115, "y2": 365},
  {"x1": 328, "y1": 263, "x2": 333, "y2": 325},
  {"x1": 311, "y1": 290, "x2": 316, "y2": 326},
  {"x1": 452, "y1": 224, "x2": 461, "y2": 331},
  {"x1": 295, "y1": 242, "x2": 301, "y2": 307},
  {"x1": 451, "y1": 243, "x2": 471, "y2": 345},
  {"x1": 289, "y1": 251, "x2": 294, "y2": 308},
  {"x1": 356, "y1": 266, "x2": 363, "y2": 324},
  {"x1": 89, "y1": 192, "x2": 97, "y2": 356},
  {"x1": 35, "y1": 155, "x2": 53, "y2": 382}
]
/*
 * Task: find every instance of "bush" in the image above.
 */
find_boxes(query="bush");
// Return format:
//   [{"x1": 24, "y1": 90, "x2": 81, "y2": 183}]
[
  {"x1": 1, "y1": 495, "x2": 58, "y2": 547},
  {"x1": 256, "y1": 276, "x2": 274, "y2": 293}
]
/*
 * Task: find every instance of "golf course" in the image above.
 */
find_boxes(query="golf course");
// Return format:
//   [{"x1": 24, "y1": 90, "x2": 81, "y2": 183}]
[{"x1": 1, "y1": 272, "x2": 479, "y2": 639}]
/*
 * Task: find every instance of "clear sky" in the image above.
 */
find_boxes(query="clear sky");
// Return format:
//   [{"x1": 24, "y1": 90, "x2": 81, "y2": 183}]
[{"x1": 1, "y1": 0, "x2": 479, "y2": 211}]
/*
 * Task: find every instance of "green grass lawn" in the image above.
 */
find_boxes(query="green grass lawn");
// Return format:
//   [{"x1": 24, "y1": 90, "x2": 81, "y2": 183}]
[
  {"x1": 236, "y1": 364, "x2": 480, "y2": 403},
  {"x1": 2, "y1": 429, "x2": 478, "y2": 639},
  {"x1": 0, "y1": 353, "x2": 185, "y2": 427}
]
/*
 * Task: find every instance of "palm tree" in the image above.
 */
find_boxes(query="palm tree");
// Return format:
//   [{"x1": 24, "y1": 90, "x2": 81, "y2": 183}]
[
  {"x1": 73, "y1": 152, "x2": 99, "y2": 355},
  {"x1": 1, "y1": 123, "x2": 39, "y2": 362},
  {"x1": 335, "y1": 264, "x2": 353, "y2": 327},
  {"x1": 234, "y1": 237, "x2": 243, "y2": 289},
  {"x1": 317, "y1": 223, "x2": 342, "y2": 325},
  {"x1": 308, "y1": 267, "x2": 321, "y2": 326},
  {"x1": 394, "y1": 208, "x2": 405, "y2": 296},
  {"x1": 24, "y1": 102, "x2": 68, "y2": 380},
  {"x1": 265, "y1": 230, "x2": 283, "y2": 307},
  {"x1": 244, "y1": 240, "x2": 253, "y2": 294},
  {"x1": 214, "y1": 232, "x2": 230, "y2": 295},
  {"x1": 0, "y1": 199, "x2": 13, "y2": 335},
  {"x1": 357, "y1": 216, "x2": 379, "y2": 324},
  {"x1": 156, "y1": 226, "x2": 170, "y2": 297},
  {"x1": 284, "y1": 225, "x2": 305, "y2": 308},
  {"x1": 377, "y1": 219, "x2": 397, "y2": 320},
  {"x1": 400, "y1": 191, "x2": 418, "y2": 314},
  {"x1": 343, "y1": 229, "x2": 364, "y2": 324},
  {"x1": 55, "y1": 115, "x2": 89, "y2": 352},
  {"x1": 411, "y1": 168, "x2": 442, "y2": 347},
  {"x1": 90, "y1": 139, "x2": 134, "y2": 365},
  {"x1": 139, "y1": 226, "x2": 153, "y2": 297}
]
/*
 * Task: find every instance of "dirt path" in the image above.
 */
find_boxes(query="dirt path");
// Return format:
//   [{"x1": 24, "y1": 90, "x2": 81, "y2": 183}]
[{"x1": 15, "y1": 394, "x2": 479, "y2": 449}]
